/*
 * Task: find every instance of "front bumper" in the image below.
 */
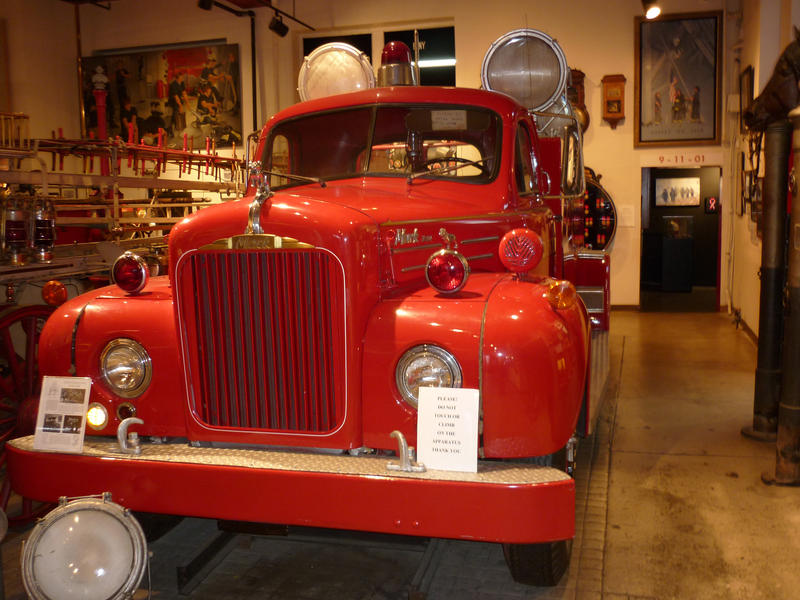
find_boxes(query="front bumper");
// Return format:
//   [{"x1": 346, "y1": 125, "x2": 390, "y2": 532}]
[{"x1": 7, "y1": 436, "x2": 574, "y2": 543}]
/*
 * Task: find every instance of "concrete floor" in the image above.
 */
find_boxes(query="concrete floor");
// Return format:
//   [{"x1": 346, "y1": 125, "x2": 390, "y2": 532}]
[{"x1": 3, "y1": 310, "x2": 799, "y2": 599}]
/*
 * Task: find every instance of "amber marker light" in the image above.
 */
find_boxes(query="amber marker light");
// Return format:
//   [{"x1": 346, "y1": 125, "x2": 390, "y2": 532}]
[
  {"x1": 544, "y1": 279, "x2": 578, "y2": 310},
  {"x1": 41, "y1": 280, "x2": 68, "y2": 306},
  {"x1": 86, "y1": 403, "x2": 108, "y2": 430}
]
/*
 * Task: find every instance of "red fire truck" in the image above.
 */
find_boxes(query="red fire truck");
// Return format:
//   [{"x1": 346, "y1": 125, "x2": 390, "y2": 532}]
[{"x1": 7, "y1": 30, "x2": 610, "y2": 592}]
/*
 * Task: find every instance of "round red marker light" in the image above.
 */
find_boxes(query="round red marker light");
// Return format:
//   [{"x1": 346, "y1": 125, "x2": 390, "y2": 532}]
[
  {"x1": 426, "y1": 250, "x2": 469, "y2": 294},
  {"x1": 499, "y1": 228, "x2": 543, "y2": 273},
  {"x1": 112, "y1": 252, "x2": 149, "y2": 294}
]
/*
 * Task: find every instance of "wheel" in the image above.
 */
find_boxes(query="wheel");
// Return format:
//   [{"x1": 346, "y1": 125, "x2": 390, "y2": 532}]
[
  {"x1": 502, "y1": 443, "x2": 574, "y2": 586},
  {"x1": 503, "y1": 538, "x2": 573, "y2": 586},
  {"x1": 0, "y1": 304, "x2": 56, "y2": 526}
]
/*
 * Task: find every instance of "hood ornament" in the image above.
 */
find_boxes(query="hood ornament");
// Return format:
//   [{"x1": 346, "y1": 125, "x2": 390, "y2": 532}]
[{"x1": 245, "y1": 160, "x2": 271, "y2": 235}]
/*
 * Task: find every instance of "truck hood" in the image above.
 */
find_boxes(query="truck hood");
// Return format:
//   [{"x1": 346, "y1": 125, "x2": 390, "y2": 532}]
[{"x1": 278, "y1": 177, "x2": 509, "y2": 225}]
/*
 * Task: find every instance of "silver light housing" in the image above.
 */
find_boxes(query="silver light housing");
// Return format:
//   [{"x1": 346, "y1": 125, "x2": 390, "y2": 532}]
[
  {"x1": 21, "y1": 495, "x2": 147, "y2": 600},
  {"x1": 480, "y1": 28, "x2": 568, "y2": 112},
  {"x1": 395, "y1": 344, "x2": 462, "y2": 409},
  {"x1": 297, "y1": 42, "x2": 375, "y2": 102},
  {"x1": 100, "y1": 338, "x2": 152, "y2": 398}
]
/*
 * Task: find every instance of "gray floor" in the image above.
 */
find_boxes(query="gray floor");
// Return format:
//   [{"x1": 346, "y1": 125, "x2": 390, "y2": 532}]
[{"x1": 3, "y1": 310, "x2": 798, "y2": 599}]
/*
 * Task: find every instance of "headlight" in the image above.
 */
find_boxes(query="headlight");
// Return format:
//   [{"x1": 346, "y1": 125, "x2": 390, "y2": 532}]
[
  {"x1": 100, "y1": 338, "x2": 152, "y2": 398},
  {"x1": 395, "y1": 344, "x2": 462, "y2": 409}
]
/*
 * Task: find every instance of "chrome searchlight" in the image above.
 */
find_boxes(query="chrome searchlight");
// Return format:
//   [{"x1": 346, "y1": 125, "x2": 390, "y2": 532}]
[
  {"x1": 480, "y1": 28, "x2": 568, "y2": 112},
  {"x1": 21, "y1": 494, "x2": 147, "y2": 600},
  {"x1": 298, "y1": 42, "x2": 375, "y2": 102}
]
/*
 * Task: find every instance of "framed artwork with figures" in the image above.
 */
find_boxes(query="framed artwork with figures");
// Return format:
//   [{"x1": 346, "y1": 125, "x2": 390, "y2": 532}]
[{"x1": 634, "y1": 12, "x2": 722, "y2": 147}]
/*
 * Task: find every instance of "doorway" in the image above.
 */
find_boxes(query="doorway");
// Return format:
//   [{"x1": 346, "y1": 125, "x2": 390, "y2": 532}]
[{"x1": 640, "y1": 166, "x2": 721, "y2": 312}]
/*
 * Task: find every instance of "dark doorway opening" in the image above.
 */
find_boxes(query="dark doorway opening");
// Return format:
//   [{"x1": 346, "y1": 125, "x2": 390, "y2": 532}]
[{"x1": 640, "y1": 166, "x2": 721, "y2": 312}]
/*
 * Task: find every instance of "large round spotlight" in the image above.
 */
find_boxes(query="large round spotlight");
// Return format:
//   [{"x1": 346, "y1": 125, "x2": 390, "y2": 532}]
[
  {"x1": 395, "y1": 344, "x2": 462, "y2": 409},
  {"x1": 481, "y1": 28, "x2": 568, "y2": 112},
  {"x1": 298, "y1": 42, "x2": 375, "y2": 102},
  {"x1": 100, "y1": 338, "x2": 152, "y2": 398},
  {"x1": 21, "y1": 495, "x2": 147, "y2": 600}
]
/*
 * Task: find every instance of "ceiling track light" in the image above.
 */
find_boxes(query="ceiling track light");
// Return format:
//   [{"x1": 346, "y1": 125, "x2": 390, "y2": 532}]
[
  {"x1": 269, "y1": 11, "x2": 289, "y2": 37},
  {"x1": 642, "y1": 0, "x2": 661, "y2": 19}
]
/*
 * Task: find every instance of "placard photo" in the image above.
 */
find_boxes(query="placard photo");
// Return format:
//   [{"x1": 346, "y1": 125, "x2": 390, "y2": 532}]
[{"x1": 33, "y1": 376, "x2": 92, "y2": 453}]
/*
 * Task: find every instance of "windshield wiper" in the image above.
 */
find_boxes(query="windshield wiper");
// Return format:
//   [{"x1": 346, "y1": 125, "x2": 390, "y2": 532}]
[
  {"x1": 406, "y1": 156, "x2": 493, "y2": 184},
  {"x1": 264, "y1": 170, "x2": 327, "y2": 188}
]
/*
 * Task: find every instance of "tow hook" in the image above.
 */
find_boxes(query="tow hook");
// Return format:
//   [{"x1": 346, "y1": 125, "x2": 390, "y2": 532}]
[
  {"x1": 386, "y1": 430, "x2": 426, "y2": 473},
  {"x1": 116, "y1": 417, "x2": 144, "y2": 455}
]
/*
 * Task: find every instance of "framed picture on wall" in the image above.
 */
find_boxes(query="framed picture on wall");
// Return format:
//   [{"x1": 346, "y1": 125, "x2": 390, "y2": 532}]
[
  {"x1": 634, "y1": 11, "x2": 722, "y2": 147},
  {"x1": 655, "y1": 176, "x2": 701, "y2": 207},
  {"x1": 82, "y1": 42, "x2": 243, "y2": 148}
]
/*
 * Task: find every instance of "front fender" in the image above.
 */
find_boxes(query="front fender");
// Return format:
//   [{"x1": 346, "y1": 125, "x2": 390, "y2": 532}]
[
  {"x1": 362, "y1": 274, "x2": 588, "y2": 458},
  {"x1": 482, "y1": 277, "x2": 589, "y2": 457},
  {"x1": 38, "y1": 276, "x2": 186, "y2": 437}
]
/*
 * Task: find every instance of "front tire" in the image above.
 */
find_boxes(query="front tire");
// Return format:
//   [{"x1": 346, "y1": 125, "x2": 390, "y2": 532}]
[
  {"x1": 502, "y1": 441, "x2": 575, "y2": 586},
  {"x1": 502, "y1": 538, "x2": 572, "y2": 586}
]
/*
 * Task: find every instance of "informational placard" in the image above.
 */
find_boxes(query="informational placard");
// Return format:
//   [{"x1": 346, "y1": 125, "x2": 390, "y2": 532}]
[
  {"x1": 417, "y1": 387, "x2": 479, "y2": 473},
  {"x1": 33, "y1": 376, "x2": 92, "y2": 453}
]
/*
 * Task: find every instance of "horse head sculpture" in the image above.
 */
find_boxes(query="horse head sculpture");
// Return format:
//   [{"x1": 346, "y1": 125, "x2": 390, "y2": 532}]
[{"x1": 743, "y1": 26, "x2": 800, "y2": 132}]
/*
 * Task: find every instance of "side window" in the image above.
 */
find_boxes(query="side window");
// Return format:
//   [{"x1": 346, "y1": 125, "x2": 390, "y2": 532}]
[
  {"x1": 515, "y1": 123, "x2": 537, "y2": 196},
  {"x1": 268, "y1": 134, "x2": 289, "y2": 188}
]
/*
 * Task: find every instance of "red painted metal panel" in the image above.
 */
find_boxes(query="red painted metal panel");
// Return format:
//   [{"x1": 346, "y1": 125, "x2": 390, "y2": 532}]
[{"x1": 7, "y1": 444, "x2": 575, "y2": 544}]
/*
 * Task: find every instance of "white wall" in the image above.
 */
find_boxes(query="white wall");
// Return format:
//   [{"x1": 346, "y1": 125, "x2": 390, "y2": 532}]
[{"x1": 0, "y1": 0, "x2": 790, "y2": 318}]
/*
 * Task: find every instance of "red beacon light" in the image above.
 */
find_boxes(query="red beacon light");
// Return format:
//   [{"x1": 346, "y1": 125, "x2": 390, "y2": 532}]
[
  {"x1": 426, "y1": 249, "x2": 469, "y2": 294},
  {"x1": 377, "y1": 41, "x2": 418, "y2": 86},
  {"x1": 499, "y1": 228, "x2": 543, "y2": 274},
  {"x1": 112, "y1": 251, "x2": 150, "y2": 295}
]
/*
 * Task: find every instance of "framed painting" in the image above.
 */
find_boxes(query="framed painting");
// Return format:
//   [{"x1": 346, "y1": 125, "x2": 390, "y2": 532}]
[
  {"x1": 634, "y1": 11, "x2": 722, "y2": 147},
  {"x1": 82, "y1": 42, "x2": 242, "y2": 148},
  {"x1": 655, "y1": 176, "x2": 701, "y2": 207}
]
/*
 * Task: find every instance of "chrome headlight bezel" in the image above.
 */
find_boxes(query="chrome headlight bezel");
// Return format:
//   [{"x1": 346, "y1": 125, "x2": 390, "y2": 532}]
[
  {"x1": 395, "y1": 344, "x2": 462, "y2": 409},
  {"x1": 100, "y1": 338, "x2": 152, "y2": 399}
]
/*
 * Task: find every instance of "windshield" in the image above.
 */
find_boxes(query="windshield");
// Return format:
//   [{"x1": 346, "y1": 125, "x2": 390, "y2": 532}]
[{"x1": 263, "y1": 104, "x2": 502, "y2": 188}]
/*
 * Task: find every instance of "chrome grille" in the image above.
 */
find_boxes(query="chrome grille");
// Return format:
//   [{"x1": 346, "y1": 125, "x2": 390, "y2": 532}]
[{"x1": 179, "y1": 249, "x2": 343, "y2": 433}]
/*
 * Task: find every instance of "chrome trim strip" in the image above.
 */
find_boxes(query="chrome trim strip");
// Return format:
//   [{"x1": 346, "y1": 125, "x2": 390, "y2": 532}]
[
  {"x1": 461, "y1": 236, "x2": 500, "y2": 245},
  {"x1": 391, "y1": 243, "x2": 441, "y2": 255},
  {"x1": 382, "y1": 212, "x2": 510, "y2": 226},
  {"x1": 400, "y1": 264, "x2": 426, "y2": 273},
  {"x1": 466, "y1": 253, "x2": 494, "y2": 261}
]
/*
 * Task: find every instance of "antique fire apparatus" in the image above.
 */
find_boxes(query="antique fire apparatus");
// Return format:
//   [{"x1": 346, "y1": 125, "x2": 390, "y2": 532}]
[{"x1": 7, "y1": 29, "x2": 610, "y2": 592}]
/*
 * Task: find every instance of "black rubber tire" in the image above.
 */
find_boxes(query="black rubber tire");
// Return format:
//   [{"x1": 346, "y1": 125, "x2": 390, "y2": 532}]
[
  {"x1": 501, "y1": 443, "x2": 573, "y2": 586},
  {"x1": 502, "y1": 538, "x2": 573, "y2": 586}
]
